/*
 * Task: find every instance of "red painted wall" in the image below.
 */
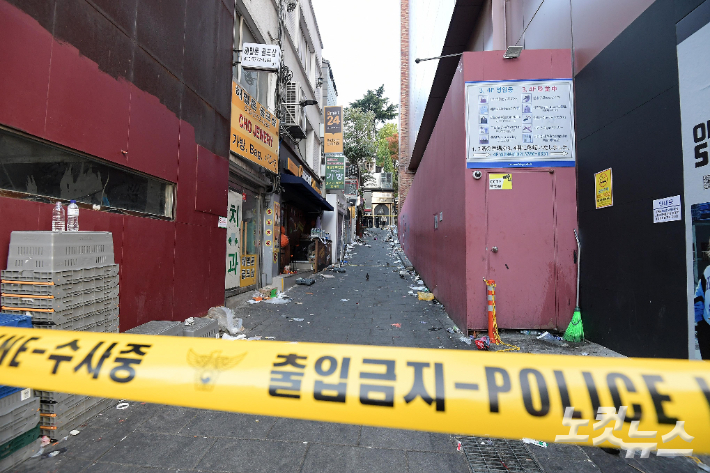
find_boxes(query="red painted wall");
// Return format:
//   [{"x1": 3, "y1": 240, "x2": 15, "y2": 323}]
[
  {"x1": 401, "y1": 49, "x2": 578, "y2": 332},
  {"x1": 0, "y1": 2, "x2": 227, "y2": 330},
  {"x1": 399, "y1": 63, "x2": 468, "y2": 331}
]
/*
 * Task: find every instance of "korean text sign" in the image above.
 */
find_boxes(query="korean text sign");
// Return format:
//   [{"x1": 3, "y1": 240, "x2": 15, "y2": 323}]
[
  {"x1": 230, "y1": 81, "x2": 279, "y2": 173},
  {"x1": 324, "y1": 106, "x2": 344, "y2": 154},
  {"x1": 326, "y1": 154, "x2": 346, "y2": 190},
  {"x1": 465, "y1": 79, "x2": 575, "y2": 168},
  {"x1": 241, "y1": 43, "x2": 280, "y2": 72}
]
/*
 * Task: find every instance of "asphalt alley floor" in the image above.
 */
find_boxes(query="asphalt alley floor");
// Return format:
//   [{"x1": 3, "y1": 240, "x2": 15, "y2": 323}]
[{"x1": 13, "y1": 228, "x2": 707, "y2": 473}]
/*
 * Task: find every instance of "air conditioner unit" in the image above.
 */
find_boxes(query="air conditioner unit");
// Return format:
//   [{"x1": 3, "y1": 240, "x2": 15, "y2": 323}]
[{"x1": 283, "y1": 82, "x2": 306, "y2": 139}]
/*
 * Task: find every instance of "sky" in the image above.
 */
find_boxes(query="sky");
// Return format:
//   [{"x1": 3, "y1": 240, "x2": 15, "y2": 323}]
[{"x1": 311, "y1": 0, "x2": 400, "y2": 110}]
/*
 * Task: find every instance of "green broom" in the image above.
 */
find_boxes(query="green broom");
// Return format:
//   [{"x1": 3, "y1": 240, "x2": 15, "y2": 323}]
[{"x1": 564, "y1": 230, "x2": 584, "y2": 342}]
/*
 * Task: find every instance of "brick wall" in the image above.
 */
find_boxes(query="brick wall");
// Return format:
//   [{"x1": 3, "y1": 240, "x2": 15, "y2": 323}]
[{"x1": 398, "y1": 0, "x2": 414, "y2": 215}]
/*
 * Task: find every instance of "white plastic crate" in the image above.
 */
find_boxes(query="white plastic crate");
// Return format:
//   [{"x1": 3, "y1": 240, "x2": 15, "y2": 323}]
[
  {"x1": 127, "y1": 321, "x2": 183, "y2": 336},
  {"x1": 183, "y1": 318, "x2": 219, "y2": 338},
  {"x1": 3, "y1": 297, "x2": 119, "y2": 324},
  {"x1": 32, "y1": 308, "x2": 118, "y2": 332},
  {"x1": 1, "y1": 286, "x2": 119, "y2": 311},
  {"x1": 0, "y1": 389, "x2": 33, "y2": 418},
  {"x1": 0, "y1": 398, "x2": 39, "y2": 444},
  {"x1": 40, "y1": 397, "x2": 111, "y2": 440},
  {"x1": 0, "y1": 274, "x2": 118, "y2": 296},
  {"x1": 6, "y1": 231, "x2": 115, "y2": 271},
  {"x1": 1, "y1": 265, "x2": 119, "y2": 285}
]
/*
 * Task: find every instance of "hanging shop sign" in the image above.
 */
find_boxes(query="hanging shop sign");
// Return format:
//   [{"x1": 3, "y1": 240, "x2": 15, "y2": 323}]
[
  {"x1": 489, "y1": 173, "x2": 512, "y2": 190},
  {"x1": 465, "y1": 79, "x2": 575, "y2": 168},
  {"x1": 594, "y1": 168, "x2": 613, "y2": 209},
  {"x1": 231, "y1": 81, "x2": 279, "y2": 173},
  {"x1": 324, "y1": 106, "x2": 344, "y2": 154},
  {"x1": 225, "y1": 191, "x2": 242, "y2": 290},
  {"x1": 345, "y1": 178, "x2": 358, "y2": 198},
  {"x1": 241, "y1": 43, "x2": 280, "y2": 72},
  {"x1": 325, "y1": 154, "x2": 346, "y2": 190},
  {"x1": 287, "y1": 158, "x2": 301, "y2": 177}
]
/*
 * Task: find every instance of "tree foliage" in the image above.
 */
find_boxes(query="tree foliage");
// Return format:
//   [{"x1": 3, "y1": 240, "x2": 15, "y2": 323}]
[
  {"x1": 349, "y1": 85, "x2": 398, "y2": 127},
  {"x1": 343, "y1": 107, "x2": 376, "y2": 187}
]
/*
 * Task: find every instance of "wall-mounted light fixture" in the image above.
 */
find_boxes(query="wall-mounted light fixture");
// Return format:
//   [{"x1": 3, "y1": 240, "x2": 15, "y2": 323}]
[
  {"x1": 414, "y1": 52, "x2": 463, "y2": 64},
  {"x1": 503, "y1": 46, "x2": 523, "y2": 59}
]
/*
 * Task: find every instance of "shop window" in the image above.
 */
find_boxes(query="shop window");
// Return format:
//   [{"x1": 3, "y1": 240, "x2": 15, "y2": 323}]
[{"x1": 0, "y1": 127, "x2": 174, "y2": 219}]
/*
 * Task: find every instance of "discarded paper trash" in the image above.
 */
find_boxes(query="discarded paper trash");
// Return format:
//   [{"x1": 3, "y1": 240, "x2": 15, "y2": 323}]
[
  {"x1": 418, "y1": 292, "x2": 435, "y2": 301},
  {"x1": 522, "y1": 438, "x2": 548, "y2": 448}
]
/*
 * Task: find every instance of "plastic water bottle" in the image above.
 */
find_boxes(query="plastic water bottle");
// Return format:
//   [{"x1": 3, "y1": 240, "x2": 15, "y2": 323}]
[
  {"x1": 67, "y1": 200, "x2": 79, "y2": 232},
  {"x1": 51, "y1": 202, "x2": 65, "y2": 232}
]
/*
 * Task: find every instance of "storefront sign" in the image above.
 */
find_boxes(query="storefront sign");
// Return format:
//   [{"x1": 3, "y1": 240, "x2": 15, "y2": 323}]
[
  {"x1": 489, "y1": 173, "x2": 512, "y2": 190},
  {"x1": 287, "y1": 159, "x2": 301, "y2": 177},
  {"x1": 241, "y1": 43, "x2": 280, "y2": 72},
  {"x1": 653, "y1": 195, "x2": 681, "y2": 223},
  {"x1": 231, "y1": 81, "x2": 279, "y2": 173},
  {"x1": 225, "y1": 192, "x2": 242, "y2": 290},
  {"x1": 465, "y1": 79, "x2": 575, "y2": 168},
  {"x1": 324, "y1": 106, "x2": 344, "y2": 154},
  {"x1": 595, "y1": 168, "x2": 613, "y2": 209},
  {"x1": 345, "y1": 178, "x2": 358, "y2": 197},
  {"x1": 326, "y1": 154, "x2": 346, "y2": 190},
  {"x1": 241, "y1": 254, "x2": 257, "y2": 286}
]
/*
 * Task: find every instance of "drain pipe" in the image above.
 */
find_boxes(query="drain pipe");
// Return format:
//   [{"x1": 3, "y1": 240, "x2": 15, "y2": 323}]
[
  {"x1": 492, "y1": 0, "x2": 507, "y2": 51},
  {"x1": 574, "y1": 229, "x2": 581, "y2": 309}
]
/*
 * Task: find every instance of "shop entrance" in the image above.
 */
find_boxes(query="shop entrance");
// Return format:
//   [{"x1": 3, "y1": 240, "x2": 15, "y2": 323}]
[{"x1": 485, "y1": 170, "x2": 556, "y2": 328}]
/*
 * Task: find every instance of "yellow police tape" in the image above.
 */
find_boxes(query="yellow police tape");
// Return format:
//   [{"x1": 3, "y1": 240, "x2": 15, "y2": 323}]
[{"x1": 1, "y1": 327, "x2": 710, "y2": 455}]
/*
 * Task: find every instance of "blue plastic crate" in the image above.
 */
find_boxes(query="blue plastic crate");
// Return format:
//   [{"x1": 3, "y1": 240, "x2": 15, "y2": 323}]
[
  {"x1": 0, "y1": 387, "x2": 21, "y2": 400},
  {"x1": 0, "y1": 313, "x2": 31, "y2": 328}
]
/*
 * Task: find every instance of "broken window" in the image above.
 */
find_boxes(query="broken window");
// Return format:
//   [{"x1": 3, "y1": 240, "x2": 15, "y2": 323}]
[{"x1": 0, "y1": 128, "x2": 174, "y2": 219}]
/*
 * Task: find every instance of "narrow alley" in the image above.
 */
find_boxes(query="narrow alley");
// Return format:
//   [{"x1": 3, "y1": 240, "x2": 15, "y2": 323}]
[{"x1": 9, "y1": 229, "x2": 704, "y2": 473}]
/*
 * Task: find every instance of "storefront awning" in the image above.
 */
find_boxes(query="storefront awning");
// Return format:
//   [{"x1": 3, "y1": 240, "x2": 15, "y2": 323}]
[{"x1": 280, "y1": 173, "x2": 334, "y2": 212}]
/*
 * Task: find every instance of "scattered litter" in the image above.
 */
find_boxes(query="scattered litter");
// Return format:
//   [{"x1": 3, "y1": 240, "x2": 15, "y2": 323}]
[
  {"x1": 391, "y1": 323, "x2": 401, "y2": 328},
  {"x1": 264, "y1": 293, "x2": 291, "y2": 304},
  {"x1": 292, "y1": 318, "x2": 304, "y2": 322},
  {"x1": 322, "y1": 274, "x2": 335, "y2": 279},
  {"x1": 446, "y1": 327, "x2": 459, "y2": 334},
  {"x1": 40, "y1": 436, "x2": 51, "y2": 447},
  {"x1": 457, "y1": 441, "x2": 462, "y2": 451},
  {"x1": 520, "y1": 330, "x2": 540, "y2": 335},
  {"x1": 43, "y1": 448, "x2": 67, "y2": 458},
  {"x1": 410, "y1": 286, "x2": 426, "y2": 291},
  {"x1": 537, "y1": 331, "x2": 569, "y2": 346},
  {"x1": 246, "y1": 299, "x2": 260, "y2": 304},
  {"x1": 248, "y1": 336, "x2": 262, "y2": 341},
  {"x1": 295, "y1": 302, "x2": 303, "y2": 305},
  {"x1": 296, "y1": 277, "x2": 316, "y2": 286},
  {"x1": 418, "y1": 292, "x2": 435, "y2": 301},
  {"x1": 429, "y1": 327, "x2": 442, "y2": 331},
  {"x1": 265, "y1": 336, "x2": 276, "y2": 340},
  {"x1": 474, "y1": 335, "x2": 491, "y2": 351},
  {"x1": 522, "y1": 438, "x2": 548, "y2": 448},
  {"x1": 408, "y1": 291, "x2": 414, "y2": 294},
  {"x1": 31, "y1": 448, "x2": 44, "y2": 458},
  {"x1": 207, "y1": 306, "x2": 243, "y2": 334},
  {"x1": 306, "y1": 292, "x2": 314, "y2": 295},
  {"x1": 581, "y1": 352, "x2": 589, "y2": 356},
  {"x1": 69, "y1": 430, "x2": 80, "y2": 436},
  {"x1": 116, "y1": 402, "x2": 129, "y2": 410},
  {"x1": 438, "y1": 346, "x2": 445, "y2": 348},
  {"x1": 420, "y1": 321, "x2": 427, "y2": 324},
  {"x1": 341, "y1": 299, "x2": 349, "y2": 302},
  {"x1": 184, "y1": 317, "x2": 195, "y2": 326},
  {"x1": 459, "y1": 336, "x2": 472, "y2": 345},
  {"x1": 222, "y1": 333, "x2": 247, "y2": 340}
]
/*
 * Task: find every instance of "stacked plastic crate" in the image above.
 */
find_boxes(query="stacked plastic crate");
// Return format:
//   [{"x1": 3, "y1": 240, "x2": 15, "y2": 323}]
[
  {"x1": 0, "y1": 314, "x2": 41, "y2": 471},
  {"x1": 0, "y1": 231, "x2": 119, "y2": 441}
]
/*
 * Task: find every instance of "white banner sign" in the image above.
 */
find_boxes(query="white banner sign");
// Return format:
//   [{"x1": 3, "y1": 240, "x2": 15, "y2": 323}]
[
  {"x1": 465, "y1": 79, "x2": 575, "y2": 168},
  {"x1": 241, "y1": 43, "x2": 280, "y2": 72}
]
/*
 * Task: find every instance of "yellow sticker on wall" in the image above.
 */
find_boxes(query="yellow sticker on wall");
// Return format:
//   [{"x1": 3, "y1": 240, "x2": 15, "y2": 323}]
[
  {"x1": 489, "y1": 173, "x2": 512, "y2": 190},
  {"x1": 595, "y1": 168, "x2": 613, "y2": 209}
]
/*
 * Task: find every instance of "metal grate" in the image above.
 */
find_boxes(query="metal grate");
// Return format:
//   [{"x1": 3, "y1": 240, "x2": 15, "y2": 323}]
[{"x1": 456, "y1": 436, "x2": 544, "y2": 473}]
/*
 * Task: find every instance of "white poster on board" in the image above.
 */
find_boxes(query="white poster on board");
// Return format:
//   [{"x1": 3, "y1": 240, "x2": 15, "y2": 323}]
[
  {"x1": 679, "y1": 17, "x2": 710, "y2": 359},
  {"x1": 465, "y1": 79, "x2": 575, "y2": 168}
]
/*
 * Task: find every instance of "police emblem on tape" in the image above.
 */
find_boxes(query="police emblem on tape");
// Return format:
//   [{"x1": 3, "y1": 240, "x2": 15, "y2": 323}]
[{"x1": 187, "y1": 350, "x2": 246, "y2": 391}]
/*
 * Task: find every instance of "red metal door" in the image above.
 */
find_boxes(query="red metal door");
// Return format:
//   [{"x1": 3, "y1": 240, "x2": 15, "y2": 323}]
[{"x1": 485, "y1": 171, "x2": 556, "y2": 329}]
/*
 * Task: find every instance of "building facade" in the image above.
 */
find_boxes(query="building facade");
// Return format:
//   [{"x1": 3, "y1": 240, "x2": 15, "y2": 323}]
[
  {"x1": 400, "y1": 0, "x2": 706, "y2": 359},
  {"x1": 0, "y1": 0, "x2": 232, "y2": 331}
]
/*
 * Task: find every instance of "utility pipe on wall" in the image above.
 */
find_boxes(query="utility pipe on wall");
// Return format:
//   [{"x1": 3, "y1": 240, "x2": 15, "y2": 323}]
[{"x1": 492, "y1": 0, "x2": 507, "y2": 51}]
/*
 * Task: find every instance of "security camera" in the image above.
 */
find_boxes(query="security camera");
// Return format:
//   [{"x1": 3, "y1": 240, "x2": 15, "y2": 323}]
[{"x1": 472, "y1": 170, "x2": 482, "y2": 180}]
